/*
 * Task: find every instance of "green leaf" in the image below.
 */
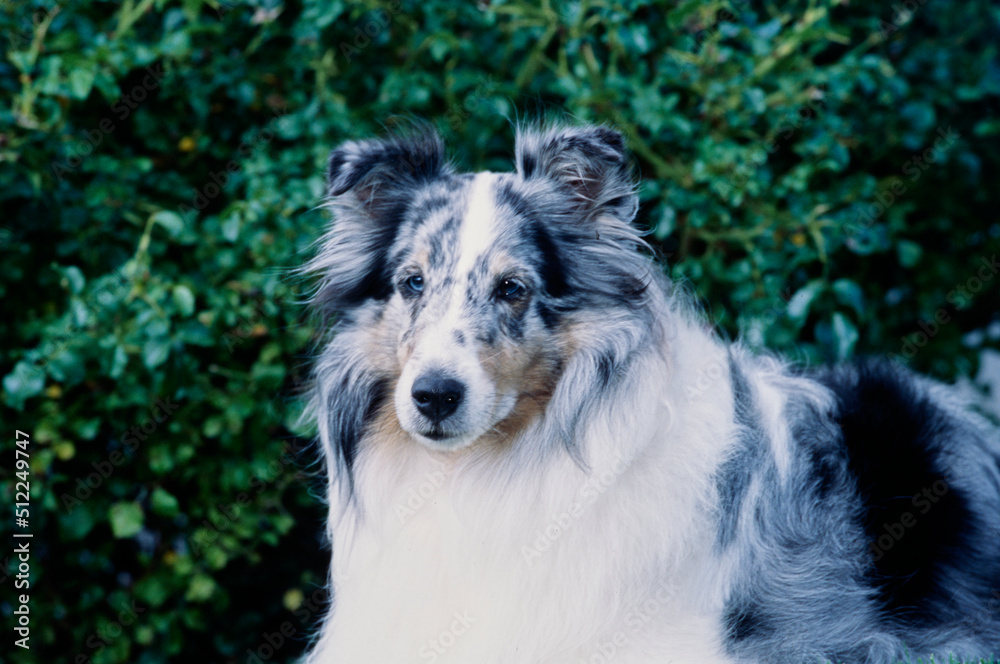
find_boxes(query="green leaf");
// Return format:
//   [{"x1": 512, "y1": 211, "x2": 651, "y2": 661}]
[
  {"x1": 831, "y1": 313, "x2": 859, "y2": 361},
  {"x1": 896, "y1": 239, "x2": 923, "y2": 267},
  {"x1": 109, "y1": 502, "x2": 145, "y2": 539},
  {"x1": 185, "y1": 574, "x2": 217, "y2": 602},
  {"x1": 832, "y1": 279, "x2": 866, "y2": 317},
  {"x1": 151, "y1": 487, "x2": 180, "y2": 516},
  {"x1": 61, "y1": 505, "x2": 96, "y2": 540},
  {"x1": 68, "y1": 66, "x2": 96, "y2": 99},
  {"x1": 172, "y1": 285, "x2": 196, "y2": 316},
  {"x1": 60, "y1": 265, "x2": 87, "y2": 294},
  {"x1": 152, "y1": 210, "x2": 186, "y2": 238},
  {"x1": 143, "y1": 337, "x2": 171, "y2": 369},
  {"x1": 134, "y1": 576, "x2": 170, "y2": 608},
  {"x1": 785, "y1": 280, "x2": 824, "y2": 323},
  {"x1": 817, "y1": 313, "x2": 859, "y2": 363},
  {"x1": 110, "y1": 344, "x2": 130, "y2": 379},
  {"x1": 3, "y1": 361, "x2": 46, "y2": 409}
]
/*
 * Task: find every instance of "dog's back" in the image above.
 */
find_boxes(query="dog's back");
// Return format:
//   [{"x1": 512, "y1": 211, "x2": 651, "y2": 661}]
[{"x1": 719, "y1": 357, "x2": 1000, "y2": 663}]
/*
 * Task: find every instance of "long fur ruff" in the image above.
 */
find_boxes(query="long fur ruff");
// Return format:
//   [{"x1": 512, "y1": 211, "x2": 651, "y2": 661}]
[{"x1": 300, "y1": 122, "x2": 1000, "y2": 664}]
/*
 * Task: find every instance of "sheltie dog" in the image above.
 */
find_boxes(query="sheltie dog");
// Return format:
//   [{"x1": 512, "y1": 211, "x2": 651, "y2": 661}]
[{"x1": 301, "y1": 123, "x2": 1000, "y2": 663}]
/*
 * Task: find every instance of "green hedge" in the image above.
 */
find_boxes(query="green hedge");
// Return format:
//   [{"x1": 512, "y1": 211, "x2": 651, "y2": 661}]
[{"x1": 1, "y1": 0, "x2": 998, "y2": 662}]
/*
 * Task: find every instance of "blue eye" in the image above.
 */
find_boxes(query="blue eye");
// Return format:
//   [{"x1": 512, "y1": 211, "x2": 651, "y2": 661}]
[
  {"x1": 403, "y1": 274, "x2": 425, "y2": 295},
  {"x1": 495, "y1": 278, "x2": 525, "y2": 300}
]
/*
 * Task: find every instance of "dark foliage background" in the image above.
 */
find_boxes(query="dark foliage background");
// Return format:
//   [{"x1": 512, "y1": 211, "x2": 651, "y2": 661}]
[{"x1": 1, "y1": 0, "x2": 998, "y2": 662}]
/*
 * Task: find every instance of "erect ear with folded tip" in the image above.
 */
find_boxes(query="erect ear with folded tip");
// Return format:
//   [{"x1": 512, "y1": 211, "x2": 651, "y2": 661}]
[
  {"x1": 514, "y1": 125, "x2": 638, "y2": 223},
  {"x1": 325, "y1": 126, "x2": 451, "y2": 214},
  {"x1": 310, "y1": 126, "x2": 452, "y2": 313}
]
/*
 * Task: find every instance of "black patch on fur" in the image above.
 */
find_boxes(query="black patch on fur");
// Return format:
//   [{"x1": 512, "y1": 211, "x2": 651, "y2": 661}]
[
  {"x1": 426, "y1": 215, "x2": 461, "y2": 270},
  {"x1": 498, "y1": 300, "x2": 528, "y2": 341},
  {"x1": 813, "y1": 360, "x2": 978, "y2": 626},
  {"x1": 426, "y1": 232, "x2": 444, "y2": 269},
  {"x1": 535, "y1": 301, "x2": 560, "y2": 329},
  {"x1": 329, "y1": 376, "x2": 388, "y2": 479},
  {"x1": 497, "y1": 183, "x2": 570, "y2": 299},
  {"x1": 715, "y1": 356, "x2": 770, "y2": 549},
  {"x1": 520, "y1": 151, "x2": 537, "y2": 178},
  {"x1": 725, "y1": 599, "x2": 772, "y2": 642},
  {"x1": 525, "y1": 219, "x2": 569, "y2": 298}
]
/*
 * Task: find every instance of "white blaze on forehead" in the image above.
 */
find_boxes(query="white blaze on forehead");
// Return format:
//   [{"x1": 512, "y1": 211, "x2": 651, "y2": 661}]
[
  {"x1": 396, "y1": 173, "x2": 502, "y2": 449},
  {"x1": 428, "y1": 171, "x2": 498, "y2": 340},
  {"x1": 455, "y1": 172, "x2": 499, "y2": 277}
]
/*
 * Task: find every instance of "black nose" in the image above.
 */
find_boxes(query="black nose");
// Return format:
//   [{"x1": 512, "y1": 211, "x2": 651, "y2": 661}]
[{"x1": 411, "y1": 374, "x2": 465, "y2": 423}]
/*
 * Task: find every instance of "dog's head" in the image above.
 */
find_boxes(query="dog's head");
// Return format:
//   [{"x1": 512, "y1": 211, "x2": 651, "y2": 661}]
[{"x1": 310, "y1": 123, "x2": 652, "y2": 464}]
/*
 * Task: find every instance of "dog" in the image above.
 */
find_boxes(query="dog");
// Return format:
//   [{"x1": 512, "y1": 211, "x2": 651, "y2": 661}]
[{"x1": 301, "y1": 123, "x2": 1000, "y2": 664}]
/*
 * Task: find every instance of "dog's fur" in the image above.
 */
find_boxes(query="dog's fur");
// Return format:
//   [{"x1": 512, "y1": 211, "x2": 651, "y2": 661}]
[{"x1": 302, "y1": 123, "x2": 1000, "y2": 664}]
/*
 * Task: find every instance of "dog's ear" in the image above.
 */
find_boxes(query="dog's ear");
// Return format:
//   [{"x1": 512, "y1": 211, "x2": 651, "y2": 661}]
[
  {"x1": 326, "y1": 126, "x2": 449, "y2": 211},
  {"x1": 309, "y1": 127, "x2": 451, "y2": 314},
  {"x1": 514, "y1": 125, "x2": 638, "y2": 223}
]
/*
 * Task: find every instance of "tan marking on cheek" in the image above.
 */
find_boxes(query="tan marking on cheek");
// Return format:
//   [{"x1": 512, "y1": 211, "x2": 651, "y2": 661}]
[
  {"x1": 367, "y1": 394, "x2": 406, "y2": 441},
  {"x1": 479, "y1": 337, "x2": 565, "y2": 444},
  {"x1": 356, "y1": 387, "x2": 420, "y2": 461}
]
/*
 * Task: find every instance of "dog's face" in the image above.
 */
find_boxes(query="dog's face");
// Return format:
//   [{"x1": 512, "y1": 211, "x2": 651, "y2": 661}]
[
  {"x1": 387, "y1": 171, "x2": 570, "y2": 449},
  {"x1": 311, "y1": 124, "x2": 648, "y2": 455}
]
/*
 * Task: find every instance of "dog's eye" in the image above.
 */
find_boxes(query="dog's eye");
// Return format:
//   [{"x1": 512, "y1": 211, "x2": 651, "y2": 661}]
[
  {"x1": 403, "y1": 274, "x2": 425, "y2": 295},
  {"x1": 495, "y1": 278, "x2": 525, "y2": 300}
]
